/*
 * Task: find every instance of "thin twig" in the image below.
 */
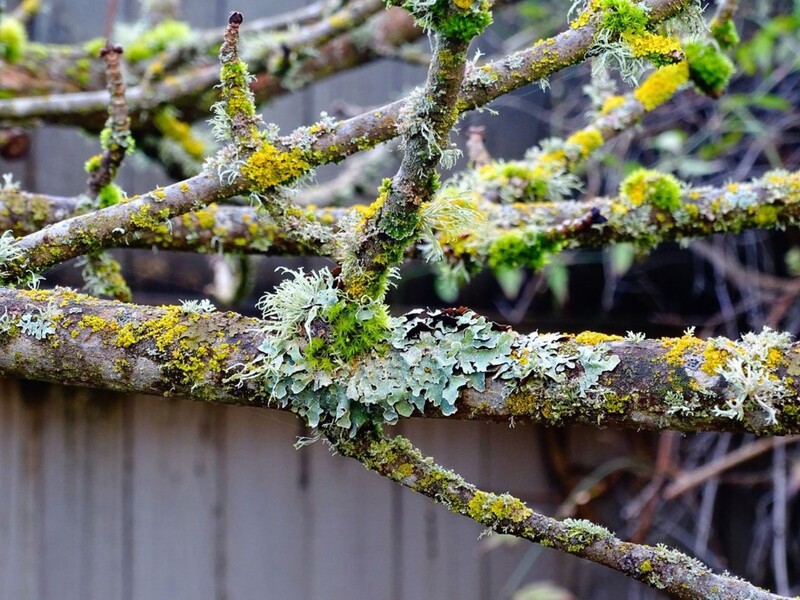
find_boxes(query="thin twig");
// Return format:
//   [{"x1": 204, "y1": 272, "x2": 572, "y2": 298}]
[{"x1": 664, "y1": 437, "x2": 800, "y2": 500}]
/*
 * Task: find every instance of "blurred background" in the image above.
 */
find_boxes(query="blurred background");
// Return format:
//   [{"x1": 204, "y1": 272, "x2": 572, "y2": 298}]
[{"x1": 0, "y1": 0, "x2": 799, "y2": 598}]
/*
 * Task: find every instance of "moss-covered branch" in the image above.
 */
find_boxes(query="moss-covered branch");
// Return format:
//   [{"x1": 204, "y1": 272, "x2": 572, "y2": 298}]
[
  {"x1": 3, "y1": 167, "x2": 799, "y2": 268},
  {"x1": 339, "y1": 0, "x2": 487, "y2": 297},
  {"x1": 2, "y1": 287, "x2": 800, "y2": 436},
  {"x1": 332, "y1": 429, "x2": 788, "y2": 600}
]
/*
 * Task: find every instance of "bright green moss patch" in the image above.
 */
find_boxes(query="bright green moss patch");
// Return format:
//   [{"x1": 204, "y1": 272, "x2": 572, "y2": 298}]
[
  {"x1": 599, "y1": 0, "x2": 647, "y2": 35},
  {"x1": 487, "y1": 230, "x2": 566, "y2": 270},
  {"x1": 684, "y1": 42, "x2": 735, "y2": 98},
  {"x1": 126, "y1": 20, "x2": 191, "y2": 62},
  {"x1": 303, "y1": 299, "x2": 392, "y2": 369},
  {"x1": 437, "y1": 4, "x2": 493, "y2": 42},
  {"x1": 621, "y1": 168, "x2": 682, "y2": 211},
  {"x1": 0, "y1": 17, "x2": 27, "y2": 63},
  {"x1": 97, "y1": 183, "x2": 123, "y2": 208},
  {"x1": 710, "y1": 19, "x2": 739, "y2": 50}
]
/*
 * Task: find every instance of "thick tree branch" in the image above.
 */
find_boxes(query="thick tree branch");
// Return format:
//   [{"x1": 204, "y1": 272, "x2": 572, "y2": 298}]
[
  {"x1": 1, "y1": 288, "x2": 800, "y2": 436},
  {"x1": 2, "y1": 168, "x2": 797, "y2": 268},
  {"x1": 332, "y1": 429, "x2": 788, "y2": 600}
]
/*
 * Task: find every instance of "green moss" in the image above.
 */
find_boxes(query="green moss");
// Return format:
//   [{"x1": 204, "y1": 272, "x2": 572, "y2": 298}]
[
  {"x1": 97, "y1": 183, "x2": 123, "y2": 208},
  {"x1": 599, "y1": 0, "x2": 647, "y2": 35},
  {"x1": 487, "y1": 230, "x2": 566, "y2": 270},
  {"x1": 0, "y1": 17, "x2": 27, "y2": 63},
  {"x1": 710, "y1": 19, "x2": 739, "y2": 50},
  {"x1": 684, "y1": 42, "x2": 735, "y2": 98},
  {"x1": 126, "y1": 20, "x2": 191, "y2": 62},
  {"x1": 303, "y1": 299, "x2": 392, "y2": 369},
  {"x1": 83, "y1": 37, "x2": 105, "y2": 56},
  {"x1": 621, "y1": 168, "x2": 682, "y2": 211},
  {"x1": 437, "y1": 7, "x2": 493, "y2": 42}
]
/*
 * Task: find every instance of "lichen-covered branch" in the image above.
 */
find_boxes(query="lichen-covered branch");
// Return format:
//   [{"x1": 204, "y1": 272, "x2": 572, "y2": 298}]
[
  {"x1": 1, "y1": 173, "x2": 237, "y2": 282},
  {"x1": 86, "y1": 42, "x2": 133, "y2": 201},
  {"x1": 339, "y1": 0, "x2": 488, "y2": 297},
  {"x1": 2, "y1": 287, "x2": 800, "y2": 436},
  {"x1": 0, "y1": 0, "x2": 402, "y2": 130},
  {"x1": 3, "y1": 168, "x2": 800, "y2": 265},
  {"x1": 332, "y1": 429, "x2": 788, "y2": 600}
]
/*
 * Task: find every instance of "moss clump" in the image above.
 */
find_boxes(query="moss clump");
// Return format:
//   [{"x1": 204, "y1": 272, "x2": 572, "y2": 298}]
[
  {"x1": 97, "y1": 183, "x2": 123, "y2": 208},
  {"x1": 303, "y1": 300, "x2": 392, "y2": 369},
  {"x1": 621, "y1": 168, "x2": 682, "y2": 211},
  {"x1": 0, "y1": 17, "x2": 27, "y2": 63},
  {"x1": 437, "y1": 6, "x2": 493, "y2": 42},
  {"x1": 710, "y1": 19, "x2": 739, "y2": 50},
  {"x1": 634, "y1": 61, "x2": 689, "y2": 111},
  {"x1": 126, "y1": 20, "x2": 191, "y2": 62},
  {"x1": 240, "y1": 143, "x2": 311, "y2": 192},
  {"x1": 684, "y1": 42, "x2": 735, "y2": 98},
  {"x1": 488, "y1": 230, "x2": 566, "y2": 270},
  {"x1": 599, "y1": 0, "x2": 647, "y2": 35},
  {"x1": 402, "y1": 0, "x2": 492, "y2": 42}
]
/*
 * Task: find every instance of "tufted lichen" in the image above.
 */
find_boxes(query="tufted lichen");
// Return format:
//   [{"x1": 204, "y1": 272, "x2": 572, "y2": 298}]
[{"x1": 236, "y1": 269, "x2": 622, "y2": 433}]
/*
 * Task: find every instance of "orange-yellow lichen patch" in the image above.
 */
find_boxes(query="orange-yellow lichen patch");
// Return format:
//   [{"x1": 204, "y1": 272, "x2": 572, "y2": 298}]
[
  {"x1": 662, "y1": 332, "x2": 704, "y2": 367},
  {"x1": 600, "y1": 95, "x2": 626, "y2": 115},
  {"x1": 634, "y1": 61, "x2": 689, "y2": 111},
  {"x1": 574, "y1": 331, "x2": 624, "y2": 345},
  {"x1": 565, "y1": 128, "x2": 604, "y2": 159},
  {"x1": 623, "y1": 32, "x2": 682, "y2": 61},
  {"x1": 700, "y1": 344, "x2": 732, "y2": 376}
]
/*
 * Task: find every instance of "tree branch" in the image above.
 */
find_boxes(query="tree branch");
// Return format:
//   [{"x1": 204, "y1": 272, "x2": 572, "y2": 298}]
[
  {"x1": 1, "y1": 288, "x2": 800, "y2": 436},
  {"x1": 332, "y1": 428, "x2": 788, "y2": 600}
]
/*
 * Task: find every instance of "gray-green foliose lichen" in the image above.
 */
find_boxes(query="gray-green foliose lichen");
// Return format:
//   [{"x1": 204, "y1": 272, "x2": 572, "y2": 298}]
[{"x1": 234, "y1": 268, "x2": 621, "y2": 435}]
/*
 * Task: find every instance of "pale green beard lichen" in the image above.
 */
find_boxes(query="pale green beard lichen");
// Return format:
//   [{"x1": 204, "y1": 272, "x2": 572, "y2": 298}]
[
  {"x1": 708, "y1": 327, "x2": 792, "y2": 424},
  {"x1": 235, "y1": 269, "x2": 621, "y2": 434}
]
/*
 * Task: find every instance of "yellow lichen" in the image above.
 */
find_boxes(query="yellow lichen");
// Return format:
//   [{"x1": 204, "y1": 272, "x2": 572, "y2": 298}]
[
  {"x1": 634, "y1": 61, "x2": 690, "y2": 111},
  {"x1": 600, "y1": 95, "x2": 626, "y2": 115},
  {"x1": 565, "y1": 128, "x2": 604, "y2": 159},
  {"x1": 701, "y1": 344, "x2": 732, "y2": 376},
  {"x1": 240, "y1": 143, "x2": 311, "y2": 193},
  {"x1": 623, "y1": 31, "x2": 682, "y2": 61},
  {"x1": 662, "y1": 332, "x2": 704, "y2": 367},
  {"x1": 574, "y1": 331, "x2": 624, "y2": 345}
]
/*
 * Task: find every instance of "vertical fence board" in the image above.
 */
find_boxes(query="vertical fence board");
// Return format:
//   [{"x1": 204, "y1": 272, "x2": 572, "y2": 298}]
[
  {"x1": 0, "y1": 381, "x2": 44, "y2": 600},
  {"x1": 129, "y1": 397, "x2": 220, "y2": 600},
  {"x1": 223, "y1": 408, "x2": 310, "y2": 600},
  {"x1": 394, "y1": 420, "x2": 485, "y2": 600}
]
